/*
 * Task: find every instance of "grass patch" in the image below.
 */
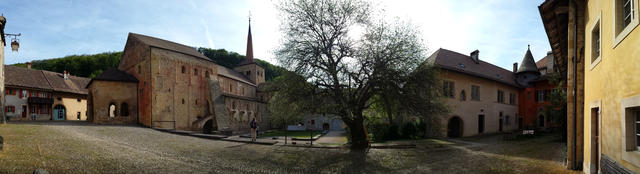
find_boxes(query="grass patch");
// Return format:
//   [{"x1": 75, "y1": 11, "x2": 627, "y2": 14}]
[{"x1": 261, "y1": 130, "x2": 323, "y2": 138}]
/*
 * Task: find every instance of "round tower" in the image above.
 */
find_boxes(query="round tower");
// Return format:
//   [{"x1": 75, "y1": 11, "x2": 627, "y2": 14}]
[{"x1": 515, "y1": 45, "x2": 541, "y2": 87}]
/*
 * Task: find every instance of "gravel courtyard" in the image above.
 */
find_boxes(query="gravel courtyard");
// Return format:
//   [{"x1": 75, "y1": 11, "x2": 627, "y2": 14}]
[{"x1": 0, "y1": 122, "x2": 578, "y2": 174}]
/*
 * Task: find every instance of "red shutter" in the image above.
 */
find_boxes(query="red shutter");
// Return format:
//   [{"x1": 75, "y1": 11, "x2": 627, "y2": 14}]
[{"x1": 19, "y1": 90, "x2": 22, "y2": 98}]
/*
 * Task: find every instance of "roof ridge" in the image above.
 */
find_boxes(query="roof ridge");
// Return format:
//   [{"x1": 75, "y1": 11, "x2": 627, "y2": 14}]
[{"x1": 41, "y1": 70, "x2": 55, "y2": 90}]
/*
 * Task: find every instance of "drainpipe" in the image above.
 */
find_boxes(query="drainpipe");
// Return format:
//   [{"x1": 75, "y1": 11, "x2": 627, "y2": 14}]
[{"x1": 571, "y1": 0, "x2": 578, "y2": 170}]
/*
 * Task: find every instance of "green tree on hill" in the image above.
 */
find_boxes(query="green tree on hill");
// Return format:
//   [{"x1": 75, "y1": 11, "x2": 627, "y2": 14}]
[{"x1": 13, "y1": 48, "x2": 285, "y2": 81}]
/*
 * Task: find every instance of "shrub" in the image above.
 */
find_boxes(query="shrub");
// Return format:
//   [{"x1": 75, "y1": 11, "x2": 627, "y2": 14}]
[{"x1": 401, "y1": 122, "x2": 418, "y2": 139}]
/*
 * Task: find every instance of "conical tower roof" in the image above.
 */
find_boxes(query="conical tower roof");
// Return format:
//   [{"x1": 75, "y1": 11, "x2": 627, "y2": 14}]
[
  {"x1": 238, "y1": 18, "x2": 256, "y2": 66},
  {"x1": 516, "y1": 45, "x2": 540, "y2": 74}
]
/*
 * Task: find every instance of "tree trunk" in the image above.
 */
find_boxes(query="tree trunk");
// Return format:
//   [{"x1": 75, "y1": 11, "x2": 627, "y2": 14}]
[{"x1": 347, "y1": 115, "x2": 369, "y2": 149}]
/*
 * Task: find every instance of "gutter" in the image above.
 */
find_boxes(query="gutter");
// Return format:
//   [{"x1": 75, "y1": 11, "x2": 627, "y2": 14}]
[{"x1": 571, "y1": 0, "x2": 578, "y2": 170}]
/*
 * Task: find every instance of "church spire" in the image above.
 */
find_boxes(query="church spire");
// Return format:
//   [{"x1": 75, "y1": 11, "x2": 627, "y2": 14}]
[{"x1": 245, "y1": 14, "x2": 254, "y2": 62}]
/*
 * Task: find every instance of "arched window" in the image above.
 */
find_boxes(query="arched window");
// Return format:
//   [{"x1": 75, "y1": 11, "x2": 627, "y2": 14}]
[
  {"x1": 121, "y1": 103, "x2": 129, "y2": 116},
  {"x1": 109, "y1": 103, "x2": 117, "y2": 118}
]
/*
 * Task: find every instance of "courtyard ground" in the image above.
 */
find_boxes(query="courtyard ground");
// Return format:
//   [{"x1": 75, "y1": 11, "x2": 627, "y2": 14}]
[{"x1": 0, "y1": 121, "x2": 579, "y2": 174}]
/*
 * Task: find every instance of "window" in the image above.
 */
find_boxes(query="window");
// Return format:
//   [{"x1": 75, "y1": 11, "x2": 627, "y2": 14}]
[
  {"x1": 4, "y1": 106, "x2": 15, "y2": 113},
  {"x1": 182, "y1": 99, "x2": 185, "y2": 104},
  {"x1": 497, "y1": 90, "x2": 504, "y2": 103},
  {"x1": 195, "y1": 99, "x2": 198, "y2": 105},
  {"x1": 121, "y1": 103, "x2": 129, "y2": 116},
  {"x1": 623, "y1": 0, "x2": 634, "y2": 28},
  {"x1": 505, "y1": 115, "x2": 510, "y2": 125},
  {"x1": 21, "y1": 90, "x2": 27, "y2": 98},
  {"x1": 591, "y1": 20, "x2": 601, "y2": 63},
  {"x1": 635, "y1": 110, "x2": 640, "y2": 150},
  {"x1": 77, "y1": 98, "x2": 81, "y2": 102},
  {"x1": 242, "y1": 88, "x2": 245, "y2": 95},
  {"x1": 614, "y1": 0, "x2": 639, "y2": 47},
  {"x1": 442, "y1": 81, "x2": 455, "y2": 98},
  {"x1": 138, "y1": 65, "x2": 141, "y2": 74},
  {"x1": 194, "y1": 68, "x2": 198, "y2": 75},
  {"x1": 232, "y1": 101, "x2": 236, "y2": 110},
  {"x1": 30, "y1": 91, "x2": 37, "y2": 97},
  {"x1": 622, "y1": 95, "x2": 640, "y2": 166},
  {"x1": 536, "y1": 90, "x2": 546, "y2": 102},
  {"x1": 109, "y1": 103, "x2": 117, "y2": 118},
  {"x1": 471, "y1": 85, "x2": 480, "y2": 101},
  {"x1": 509, "y1": 93, "x2": 516, "y2": 105},
  {"x1": 246, "y1": 71, "x2": 250, "y2": 76},
  {"x1": 229, "y1": 84, "x2": 233, "y2": 93},
  {"x1": 31, "y1": 106, "x2": 36, "y2": 113},
  {"x1": 205, "y1": 71, "x2": 210, "y2": 78},
  {"x1": 181, "y1": 66, "x2": 186, "y2": 73},
  {"x1": 460, "y1": 90, "x2": 466, "y2": 101},
  {"x1": 77, "y1": 112, "x2": 81, "y2": 120}
]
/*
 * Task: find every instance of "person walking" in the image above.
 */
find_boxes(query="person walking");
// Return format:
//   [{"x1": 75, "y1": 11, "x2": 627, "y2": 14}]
[{"x1": 250, "y1": 118, "x2": 258, "y2": 142}]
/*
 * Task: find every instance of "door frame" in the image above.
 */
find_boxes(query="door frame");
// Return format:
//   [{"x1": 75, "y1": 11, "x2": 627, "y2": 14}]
[{"x1": 588, "y1": 100, "x2": 602, "y2": 174}]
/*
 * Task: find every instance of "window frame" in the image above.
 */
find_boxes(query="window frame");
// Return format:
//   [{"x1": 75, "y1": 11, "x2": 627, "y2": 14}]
[
  {"x1": 471, "y1": 85, "x2": 480, "y2": 101},
  {"x1": 590, "y1": 13, "x2": 602, "y2": 70},
  {"x1": 613, "y1": 0, "x2": 639, "y2": 48},
  {"x1": 621, "y1": 94, "x2": 640, "y2": 166}
]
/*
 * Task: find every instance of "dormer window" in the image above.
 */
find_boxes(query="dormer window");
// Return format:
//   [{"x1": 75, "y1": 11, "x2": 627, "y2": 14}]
[{"x1": 246, "y1": 71, "x2": 250, "y2": 76}]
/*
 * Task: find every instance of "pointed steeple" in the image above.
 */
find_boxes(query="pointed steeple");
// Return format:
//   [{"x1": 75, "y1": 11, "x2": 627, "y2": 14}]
[
  {"x1": 516, "y1": 45, "x2": 540, "y2": 74},
  {"x1": 245, "y1": 18, "x2": 254, "y2": 62}
]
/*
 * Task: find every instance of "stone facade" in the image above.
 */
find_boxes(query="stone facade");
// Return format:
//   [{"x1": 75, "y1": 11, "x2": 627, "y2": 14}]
[
  {"x1": 87, "y1": 80, "x2": 137, "y2": 124},
  {"x1": 87, "y1": 30, "x2": 270, "y2": 134}
]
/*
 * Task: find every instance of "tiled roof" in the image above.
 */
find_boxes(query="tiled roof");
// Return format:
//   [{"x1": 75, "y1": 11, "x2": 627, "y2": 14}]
[
  {"x1": 129, "y1": 33, "x2": 212, "y2": 62},
  {"x1": 42, "y1": 71, "x2": 90, "y2": 95},
  {"x1": 217, "y1": 65, "x2": 255, "y2": 86},
  {"x1": 86, "y1": 68, "x2": 138, "y2": 88},
  {"x1": 5, "y1": 65, "x2": 52, "y2": 90},
  {"x1": 426, "y1": 48, "x2": 520, "y2": 87},
  {"x1": 4, "y1": 65, "x2": 90, "y2": 94}
]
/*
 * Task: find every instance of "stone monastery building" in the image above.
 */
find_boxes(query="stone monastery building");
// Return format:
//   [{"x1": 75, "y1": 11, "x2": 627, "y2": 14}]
[{"x1": 86, "y1": 24, "x2": 270, "y2": 134}]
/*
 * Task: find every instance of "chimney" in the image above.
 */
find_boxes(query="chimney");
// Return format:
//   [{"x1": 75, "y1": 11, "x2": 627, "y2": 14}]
[
  {"x1": 470, "y1": 50, "x2": 479, "y2": 64},
  {"x1": 63, "y1": 70, "x2": 68, "y2": 80},
  {"x1": 26, "y1": 62, "x2": 31, "y2": 69},
  {"x1": 513, "y1": 63, "x2": 518, "y2": 73}
]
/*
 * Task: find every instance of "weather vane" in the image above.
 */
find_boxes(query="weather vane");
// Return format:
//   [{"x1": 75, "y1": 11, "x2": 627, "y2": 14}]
[{"x1": 248, "y1": 11, "x2": 252, "y2": 23}]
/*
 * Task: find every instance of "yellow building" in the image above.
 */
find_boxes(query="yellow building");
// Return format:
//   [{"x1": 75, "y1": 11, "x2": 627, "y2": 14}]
[{"x1": 541, "y1": 0, "x2": 640, "y2": 173}]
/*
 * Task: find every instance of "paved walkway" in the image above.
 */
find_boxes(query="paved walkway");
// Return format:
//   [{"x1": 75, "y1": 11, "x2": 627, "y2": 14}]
[{"x1": 314, "y1": 130, "x2": 346, "y2": 144}]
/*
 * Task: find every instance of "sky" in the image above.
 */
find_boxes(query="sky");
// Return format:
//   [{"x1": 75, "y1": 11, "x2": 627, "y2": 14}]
[{"x1": 1, "y1": 0, "x2": 550, "y2": 71}]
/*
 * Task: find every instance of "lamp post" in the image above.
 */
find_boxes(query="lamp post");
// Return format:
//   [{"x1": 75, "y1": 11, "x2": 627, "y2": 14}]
[{"x1": 0, "y1": 14, "x2": 21, "y2": 124}]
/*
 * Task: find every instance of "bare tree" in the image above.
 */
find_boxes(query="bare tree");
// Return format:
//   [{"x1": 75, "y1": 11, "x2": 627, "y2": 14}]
[{"x1": 276, "y1": 0, "x2": 446, "y2": 149}]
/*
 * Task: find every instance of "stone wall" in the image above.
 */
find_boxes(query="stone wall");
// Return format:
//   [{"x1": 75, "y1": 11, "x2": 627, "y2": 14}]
[
  {"x1": 88, "y1": 81, "x2": 138, "y2": 124},
  {"x1": 149, "y1": 48, "x2": 217, "y2": 130}
]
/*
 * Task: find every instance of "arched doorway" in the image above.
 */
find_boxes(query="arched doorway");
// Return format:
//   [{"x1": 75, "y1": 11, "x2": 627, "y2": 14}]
[
  {"x1": 202, "y1": 120, "x2": 213, "y2": 134},
  {"x1": 447, "y1": 117, "x2": 463, "y2": 137},
  {"x1": 53, "y1": 105, "x2": 66, "y2": 120}
]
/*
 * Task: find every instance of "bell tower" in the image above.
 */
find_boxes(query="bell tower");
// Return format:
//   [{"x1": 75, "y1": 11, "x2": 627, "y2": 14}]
[{"x1": 234, "y1": 15, "x2": 265, "y2": 85}]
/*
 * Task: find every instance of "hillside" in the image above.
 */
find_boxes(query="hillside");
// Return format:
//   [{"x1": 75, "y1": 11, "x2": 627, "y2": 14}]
[{"x1": 13, "y1": 48, "x2": 284, "y2": 81}]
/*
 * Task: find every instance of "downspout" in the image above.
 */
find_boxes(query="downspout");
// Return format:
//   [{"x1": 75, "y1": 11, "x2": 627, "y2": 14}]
[{"x1": 571, "y1": 0, "x2": 578, "y2": 170}]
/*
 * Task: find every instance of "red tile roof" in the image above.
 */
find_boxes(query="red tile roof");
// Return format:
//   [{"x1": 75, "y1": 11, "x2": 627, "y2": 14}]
[
  {"x1": 4, "y1": 65, "x2": 90, "y2": 94},
  {"x1": 427, "y1": 48, "x2": 520, "y2": 87}
]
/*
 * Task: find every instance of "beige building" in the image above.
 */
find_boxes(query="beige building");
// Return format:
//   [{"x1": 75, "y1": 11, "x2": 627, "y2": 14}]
[
  {"x1": 4, "y1": 65, "x2": 89, "y2": 121},
  {"x1": 88, "y1": 24, "x2": 270, "y2": 134},
  {"x1": 427, "y1": 49, "x2": 520, "y2": 137}
]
